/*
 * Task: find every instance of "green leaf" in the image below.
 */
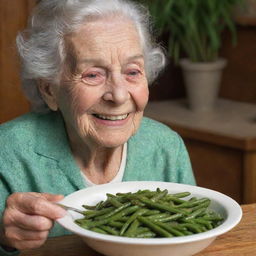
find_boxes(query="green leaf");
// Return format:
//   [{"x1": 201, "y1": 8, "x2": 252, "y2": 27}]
[{"x1": 136, "y1": 0, "x2": 244, "y2": 62}]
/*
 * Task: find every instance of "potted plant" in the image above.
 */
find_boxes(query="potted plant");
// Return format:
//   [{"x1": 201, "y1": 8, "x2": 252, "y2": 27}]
[{"x1": 137, "y1": 0, "x2": 243, "y2": 112}]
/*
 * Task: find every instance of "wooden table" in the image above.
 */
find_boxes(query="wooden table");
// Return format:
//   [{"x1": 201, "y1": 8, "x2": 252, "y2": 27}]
[
  {"x1": 20, "y1": 204, "x2": 256, "y2": 256},
  {"x1": 144, "y1": 99, "x2": 256, "y2": 204}
]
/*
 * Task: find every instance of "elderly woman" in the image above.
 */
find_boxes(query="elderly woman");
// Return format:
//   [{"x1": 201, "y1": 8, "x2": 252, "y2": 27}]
[{"x1": 0, "y1": 0, "x2": 195, "y2": 254}]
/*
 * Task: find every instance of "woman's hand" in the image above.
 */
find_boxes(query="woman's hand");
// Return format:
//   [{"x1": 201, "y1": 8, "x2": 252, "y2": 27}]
[{"x1": 1, "y1": 192, "x2": 66, "y2": 250}]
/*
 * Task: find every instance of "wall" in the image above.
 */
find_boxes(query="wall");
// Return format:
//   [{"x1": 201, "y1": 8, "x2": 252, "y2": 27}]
[{"x1": 220, "y1": 26, "x2": 256, "y2": 103}]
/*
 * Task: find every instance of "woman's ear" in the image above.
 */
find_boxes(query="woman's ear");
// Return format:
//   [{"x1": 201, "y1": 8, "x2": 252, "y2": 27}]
[{"x1": 38, "y1": 80, "x2": 58, "y2": 111}]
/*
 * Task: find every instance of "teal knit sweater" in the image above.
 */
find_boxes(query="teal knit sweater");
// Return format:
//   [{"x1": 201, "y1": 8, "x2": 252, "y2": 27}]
[{"x1": 0, "y1": 111, "x2": 195, "y2": 254}]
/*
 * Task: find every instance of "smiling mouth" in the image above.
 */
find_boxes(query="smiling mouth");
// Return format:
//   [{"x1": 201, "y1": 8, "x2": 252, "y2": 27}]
[{"x1": 93, "y1": 113, "x2": 129, "y2": 121}]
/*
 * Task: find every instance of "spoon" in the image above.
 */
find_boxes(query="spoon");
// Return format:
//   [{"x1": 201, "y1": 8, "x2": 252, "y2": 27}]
[{"x1": 56, "y1": 203, "x2": 85, "y2": 215}]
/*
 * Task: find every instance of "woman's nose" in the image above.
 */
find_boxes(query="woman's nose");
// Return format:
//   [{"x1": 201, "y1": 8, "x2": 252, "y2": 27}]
[{"x1": 103, "y1": 75, "x2": 130, "y2": 104}]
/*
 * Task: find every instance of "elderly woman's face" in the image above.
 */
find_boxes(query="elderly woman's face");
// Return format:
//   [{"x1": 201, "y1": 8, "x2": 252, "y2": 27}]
[{"x1": 54, "y1": 18, "x2": 149, "y2": 148}]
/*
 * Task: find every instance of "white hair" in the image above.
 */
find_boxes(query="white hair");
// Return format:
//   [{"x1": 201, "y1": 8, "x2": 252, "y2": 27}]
[{"x1": 16, "y1": 0, "x2": 167, "y2": 112}]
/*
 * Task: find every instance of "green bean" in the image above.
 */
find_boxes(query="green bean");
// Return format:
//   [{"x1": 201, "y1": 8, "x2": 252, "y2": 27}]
[
  {"x1": 155, "y1": 222, "x2": 183, "y2": 236},
  {"x1": 108, "y1": 221, "x2": 124, "y2": 228},
  {"x1": 94, "y1": 202, "x2": 131, "y2": 220},
  {"x1": 202, "y1": 215, "x2": 223, "y2": 222},
  {"x1": 138, "y1": 191, "x2": 157, "y2": 198},
  {"x1": 172, "y1": 192, "x2": 191, "y2": 198},
  {"x1": 82, "y1": 204, "x2": 97, "y2": 210},
  {"x1": 146, "y1": 213, "x2": 171, "y2": 220},
  {"x1": 165, "y1": 196, "x2": 186, "y2": 204},
  {"x1": 139, "y1": 198, "x2": 187, "y2": 215},
  {"x1": 107, "y1": 196, "x2": 123, "y2": 208},
  {"x1": 130, "y1": 199, "x2": 145, "y2": 207},
  {"x1": 194, "y1": 218, "x2": 213, "y2": 229},
  {"x1": 168, "y1": 223, "x2": 187, "y2": 232},
  {"x1": 83, "y1": 207, "x2": 115, "y2": 219},
  {"x1": 180, "y1": 223, "x2": 203, "y2": 233},
  {"x1": 141, "y1": 189, "x2": 157, "y2": 193},
  {"x1": 183, "y1": 230, "x2": 193, "y2": 235},
  {"x1": 98, "y1": 225, "x2": 119, "y2": 236},
  {"x1": 80, "y1": 217, "x2": 108, "y2": 228},
  {"x1": 151, "y1": 189, "x2": 168, "y2": 202},
  {"x1": 75, "y1": 218, "x2": 90, "y2": 227},
  {"x1": 190, "y1": 200, "x2": 211, "y2": 211},
  {"x1": 75, "y1": 188, "x2": 223, "y2": 238},
  {"x1": 83, "y1": 200, "x2": 107, "y2": 210},
  {"x1": 116, "y1": 192, "x2": 132, "y2": 197},
  {"x1": 120, "y1": 208, "x2": 147, "y2": 236},
  {"x1": 94, "y1": 200, "x2": 105, "y2": 210},
  {"x1": 135, "y1": 231, "x2": 156, "y2": 238},
  {"x1": 136, "y1": 227, "x2": 151, "y2": 234},
  {"x1": 115, "y1": 216, "x2": 129, "y2": 222},
  {"x1": 111, "y1": 205, "x2": 139, "y2": 220},
  {"x1": 183, "y1": 208, "x2": 206, "y2": 221},
  {"x1": 143, "y1": 209, "x2": 161, "y2": 216},
  {"x1": 138, "y1": 216, "x2": 173, "y2": 238},
  {"x1": 124, "y1": 219, "x2": 140, "y2": 237},
  {"x1": 90, "y1": 227, "x2": 108, "y2": 234},
  {"x1": 176, "y1": 198, "x2": 210, "y2": 208},
  {"x1": 85, "y1": 205, "x2": 139, "y2": 228},
  {"x1": 152, "y1": 213, "x2": 183, "y2": 222}
]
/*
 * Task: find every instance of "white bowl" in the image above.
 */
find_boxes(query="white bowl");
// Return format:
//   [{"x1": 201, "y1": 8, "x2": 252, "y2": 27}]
[{"x1": 57, "y1": 181, "x2": 242, "y2": 256}]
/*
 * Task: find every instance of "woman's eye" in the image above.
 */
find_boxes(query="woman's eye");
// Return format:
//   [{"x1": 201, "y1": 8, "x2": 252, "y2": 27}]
[
  {"x1": 126, "y1": 69, "x2": 142, "y2": 78},
  {"x1": 83, "y1": 72, "x2": 99, "y2": 79},
  {"x1": 86, "y1": 73, "x2": 98, "y2": 78},
  {"x1": 129, "y1": 70, "x2": 140, "y2": 76},
  {"x1": 125, "y1": 69, "x2": 143, "y2": 82},
  {"x1": 81, "y1": 70, "x2": 105, "y2": 84}
]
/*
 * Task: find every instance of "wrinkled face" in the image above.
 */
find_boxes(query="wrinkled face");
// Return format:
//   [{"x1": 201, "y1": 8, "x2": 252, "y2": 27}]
[{"x1": 53, "y1": 17, "x2": 149, "y2": 148}]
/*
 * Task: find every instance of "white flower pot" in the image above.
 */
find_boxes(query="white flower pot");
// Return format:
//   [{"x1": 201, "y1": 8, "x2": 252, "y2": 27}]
[{"x1": 180, "y1": 58, "x2": 227, "y2": 112}]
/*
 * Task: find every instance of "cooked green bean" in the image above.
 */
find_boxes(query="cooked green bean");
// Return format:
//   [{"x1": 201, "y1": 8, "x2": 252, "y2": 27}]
[
  {"x1": 136, "y1": 227, "x2": 151, "y2": 234},
  {"x1": 146, "y1": 213, "x2": 170, "y2": 220},
  {"x1": 98, "y1": 225, "x2": 119, "y2": 235},
  {"x1": 155, "y1": 222, "x2": 184, "y2": 236},
  {"x1": 75, "y1": 188, "x2": 224, "y2": 238},
  {"x1": 172, "y1": 192, "x2": 191, "y2": 198},
  {"x1": 124, "y1": 219, "x2": 140, "y2": 237},
  {"x1": 151, "y1": 189, "x2": 168, "y2": 202},
  {"x1": 194, "y1": 219, "x2": 213, "y2": 230},
  {"x1": 108, "y1": 221, "x2": 124, "y2": 228},
  {"x1": 94, "y1": 202, "x2": 131, "y2": 220},
  {"x1": 143, "y1": 209, "x2": 160, "y2": 216},
  {"x1": 83, "y1": 206, "x2": 115, "y2": 219},
  {"x1": 183, "y1": 208, "x2": 207, "y2": 221},
  {"x1": 120, "y1": 208, "x2": 147, "y2": 235},
  {"x1": 180, "y1": 223, "x2": 203, "y2": 233},
  {"x1": 107, "y1": 196, "x2": 123, "y2": 208},
  {"x1": 137, "y1": 216, "x2": 173, "y2": 238},
  {"x1": 139, "y1": 198, "x2": 187, "y2": 214},
  {"x1": 152, "y1": 213, "x2": 183, "y2": 222},
  {"x1": 90, "y1": 227, "x2": 108, "y2": 234},
  {"x1": 135, "y1": 231, "x2": 156, "y2": 238}
]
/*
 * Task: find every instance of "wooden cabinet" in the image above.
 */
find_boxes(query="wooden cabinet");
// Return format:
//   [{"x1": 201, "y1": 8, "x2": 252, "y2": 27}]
[
  {"x1": 0, "y1": 0, "x2": 35, "y2": 123},
  {"x1": 145, "y1": 99, "x2": 256, "y2": 204}
]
